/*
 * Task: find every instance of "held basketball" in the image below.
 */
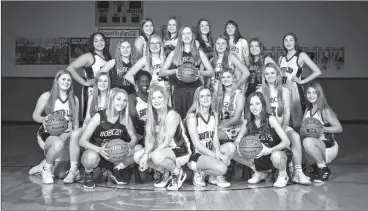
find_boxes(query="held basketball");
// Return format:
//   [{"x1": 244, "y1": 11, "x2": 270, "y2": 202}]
[
  {"x1": 105, "y1": 139, "x2": 130, "y2": 163},
  {"x1": 300, "y1": 117, "x2": 323, "y2": 138},
  {"x1": 177, "y1": 63, "x2": 199, "y2": 83},
  {"x1": 238, "y1": 136, "x2": 263, "y2": 159},
  {"x1": 44, "y1": 113, "x2": 68, "y2": 136}
]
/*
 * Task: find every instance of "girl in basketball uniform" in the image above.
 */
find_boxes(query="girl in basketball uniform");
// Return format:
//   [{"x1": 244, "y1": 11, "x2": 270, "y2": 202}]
[
  {"x1": 302, "y1": 81, "x2": 342, "y2": 183},
  {"x1": 79, "y1": 88, "x2": 141, "y2": 188},
  {"x1": 210, "y1": 35, "x2": 250, "y2": 94},
  {"x1": 31, "y1": 70, "x2": 79, "y2": 184},
  {"x1": 134, "y1": 18, "x2": 155, "y2": 61},
  {"x1": 247, "y1": 38, "x2": 276, "y2": 98},
  {"x1": 258, "y1": 63, "x2": 311, "y2": 185},
  {"x1": 278, "y1": 32, "x2": 322, "y2": 129},
  {"x1": 234, "y1": 92, "x2": 292, "y2": 188},
  {"x1": 224, "y1": 20, "x2": 250, "y2": 92},
  {"x1": 195, "y1": 18, "x2": 214, "y2": 61},
  {"x1": 98, "y1": 39, "x2": 136, "y2": 94},
  {"x1": 160, "y1": 26, "x2": 214, "y2": 119},
  {"x1": 62, "y1": 72, "x2": 111, "y2": 183},
  {"x1": 67, "y1": 32, "x2": 112, "y2": 118},
  {"x1": 186, "y1": 86, "x2": 236, "y2": 188},
  {"x1": 134, "y1": 85, "x2": 192, "y2": 191},
  {"x1": 164, "y1": 16, "x2": 180, "y2": 57}
]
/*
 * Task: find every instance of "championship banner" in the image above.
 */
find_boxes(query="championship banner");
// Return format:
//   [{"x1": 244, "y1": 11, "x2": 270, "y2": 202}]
[
  {"x1": 15, "y1": 37, "x2": 69, "y2": 65},
  {"x1": 95, "y1": 1, "x2": 143, "y2": 27}
]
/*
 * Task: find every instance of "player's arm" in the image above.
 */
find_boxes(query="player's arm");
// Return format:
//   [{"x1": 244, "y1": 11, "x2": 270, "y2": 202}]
[
  {"x1": 73, "y1": 96, "x2": 80, "y2": 130},
  {"x1": 198, "y1": 49, "x2": 214, "y2": 77},
  {"x1": 133, "y1": 37, "x2": 145, "y2": 62},
  {"x1": 323, "y1": 109, "x2": 343, "y2": 134},
  {"x1": 82, "y1": 96, "x2": 93, "y2": 129},
  {"x1": 269, "y1": 115, "x2": 290, "y2": 151},
  {"x1": 241, "y1": 38, "x2": 250, "y2": 66},
  {"x1": 97, "y1": 59, "x2": 115, "y2": 74},
  {"x1": 219, "y1": 93, "x2": 245, "y2": 129},
  {"x1": 229, "y1": 54, "x2": 250, "y2": 90},
  {"x1": 32, "y1": 92, "x2": 50, "y2": 123},
  {"x1": 156, "y1": 110, "x2": 180, "y2": 150},
  {"x1": 125, "y1": 116, "x2": 138, "y2": 148},
  {"x1": 281, "y1": 88, "x2": 291, "y2": 130},
  {"x1": 234, "y1": 119, "x2": 248, "y2": 146},
  {"x1": 159, "y1": 51, "x2": 176, "y2": 77},
  {"x1": 125, "y1": 57, "x2": 146, "y2": 85},
  {"x1": 212, "y1": 114, "x2": 221, "y2": 153},
  {"x1": 298, "y1": 52, "x2": 322, "y2": 84},
  {"x1": 186, "y1": 113, "x2": 216, "y2": 157},
  {"x1": 79, "y1": 113, "x2": 102, "y2": 152},
  {"x1": 66, "y1": 53, "x2": 94, "y2": 87}
]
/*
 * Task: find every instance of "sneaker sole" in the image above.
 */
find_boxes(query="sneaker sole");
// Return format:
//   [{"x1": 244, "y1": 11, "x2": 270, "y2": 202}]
[
  {"x1": 154, "y1": 177, "x2": 172, "y2": 188},
  {"x1": 167, "y1": 173, "x2": 187, "y2": 191},
  {"x1": 83, "y1": 184, "x2": 95, "y2": 189},
  {"x1": 193, "y1": 182, "x2": 206, "y2": 187},
  {"x1": 291, "y1": 179, "x2": 312, "y2": 186},
  {"x1": 313, "y1": 172, "x2": 332, "y2": 183},
  {"x1": 247, "y1": 179, "x2": 266, "y2": 184}
]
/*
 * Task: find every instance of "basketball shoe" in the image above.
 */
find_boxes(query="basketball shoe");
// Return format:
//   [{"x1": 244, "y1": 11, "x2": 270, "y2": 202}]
[
  {"x1": 274, "y1": 171, "x2": 289, "y2": 188},
  {"x1": 154, "y1": 169, "x2": 171, "y2": 188},
  {"x1": 167, "y1": 167, "x2": 187, "y2": 191},
  {"x1": 247, "y1": 171, "x2": 268, "y2": 184},
  {"x1": 292, "y1": 170, "x2": 311, "y2": 185},
  {"x1": 29, "y1": 159, "x2": 46, "y2": 175},
  {"x1": 42, "y1": 165, "x2": 54, "y2": 184},
  {"x1": 208, "y1": 175, "x2": 231, "y2": 188},
  {"x1": 83, "y1": 171, "x2": 95, "y2": 189},
  {"x1": 193, "y1": 171, "x2": 206, "y2": 187},
  {"x1": 313, "y1": 167, "x2": 331, "y2": 183},
  {"x1": 63, "y1": 169, "x2": 81, "y2": 184}
]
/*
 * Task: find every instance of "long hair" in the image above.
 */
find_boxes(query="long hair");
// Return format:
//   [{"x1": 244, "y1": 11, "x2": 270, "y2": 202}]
[
  {"x1": 196, "y1": 18, "x2": 214, "y2": 50},
  {"x1": 261, "y1": 63, "x2": 284, "y2": 116},
  {"x1": 87, "y1": 32, "x2": 112, "y2": 60},
  {"x1": 106, "y1": 88, "x2": 130, "y2": 127},
  {"x1": 145, "y1": 34, "x2": 165, "y2": 73},
  {"x1": 212, "y1": 35, "x2": 230, "y2": 70},
  {"x1": 45, "y1": 70, "x2": 77, "y2": 121},
  {"x1": 90, "y1": 72, "x2": 111, "y2": 116},
  {"x1": 245, "y1": 92, "x2": 272, "y2": 134},
  {"x1": 304, "y1": 81, "x2": 337, "y2": 119},
  {"x1": 140, "y1": 18, "x2": 155, "y2": 42},
  {"x1": 216, "y1": 68, "x2": 237, "y2": 115},
  {"x1": 186, "y1": 86, "x2": 216, "y2": 120},
  {"x1": 249, "y1": 37, "x2": 267, "y2": 68},
  {"x1": 282, "y1": 32, "x2": 301, "y2": 53},
  {"x1": 145, "y1": 85, "x2": 170, "y2": 148},
  {"x1": 173, "y1": 26, "x2": 201, "y2": 66},
  {"x1": 224, "y1": 20, "x2": 243, "y2": 44},
  {"x1": 165, "y1": 16, "x2": 180, "y2": 41},
  {"x1": 115, "y1": 39, "x2": 135, "y2": 70}
]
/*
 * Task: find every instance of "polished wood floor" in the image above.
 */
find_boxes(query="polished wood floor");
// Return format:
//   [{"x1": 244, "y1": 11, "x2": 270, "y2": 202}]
[{"x1": 2, "y1": 124, "x2": 368, "y2": 210}]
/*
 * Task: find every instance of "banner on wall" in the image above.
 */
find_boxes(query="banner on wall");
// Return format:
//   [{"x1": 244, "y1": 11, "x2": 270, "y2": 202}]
[
  {"x1": 98, "y1": 28, "x2": 140, "y2": 38},
  {"x1": 331, "y1": 47, "x2": 345, "y2": 70},
  {"x1": 69, "y1": 37, "x2": 111, "y2": 62},
  {"x1": 95, "y1": 1, "x2": 143, "y2": 27},
  {"x1": 317, "y1": 47, "x2": 331, "y2": 70},
  {"x1": 15, "y1": 38, "x2": 69, "y2": 65}
]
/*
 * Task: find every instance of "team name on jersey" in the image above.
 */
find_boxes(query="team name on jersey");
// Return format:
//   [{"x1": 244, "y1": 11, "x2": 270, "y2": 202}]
[
  {"x1": 198, "y1": 131, "x2": 214, "y2": 140},
  {"x1": 139, "y1": 108, "x2": 147, "y2": 118},
  {"x1": 254, "y1": 133, "x2": 274, "y2": 146},
  {"x1": 281, "y1": 67, "x2": 293, "y2": 74},
  {"x1": 270, "y1": 97, "x2": 277, "y2": 103},
  {"x1": 100, "y1": 129, "x2": 124, "y2": 137},
  {"x1": 230, "y1": 46, "x2": 239, "y2": 54},
  {"x1": 182, "y1": 56, "x2": 194, "y2": 63},
  {"x1": 53, "y1": 109, "x2": 71, "y2": 118}
]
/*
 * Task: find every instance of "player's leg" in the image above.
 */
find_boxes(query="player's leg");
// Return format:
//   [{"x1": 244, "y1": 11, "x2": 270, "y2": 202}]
[
  {"x1": 80, "y1": 149, "x2": 101, "y2": 188},
  {"x1": 270, "y1": 150, "x2": 290, "y2": 188},
  {"x1": 63, "y1": 128, "x2": 83, "y2": 183},
  {"x1": 42, "y1": 136, "x2": 67, "y2": 184}
]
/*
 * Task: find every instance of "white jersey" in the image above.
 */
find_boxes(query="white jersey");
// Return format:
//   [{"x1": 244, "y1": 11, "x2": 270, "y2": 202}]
[
  {"x1": 269, "y1": 89, "x2": 285, "y2": 124},
  {"x1": 46, "y1": 96, "x2": 73, "y2": 133},
  {"x1": 139, "y1": 36, "x2": 147, "y2": 58},
  {"x1": 279, "y1": 52, "x2": 303, "y2": 85},
  {"x1": 195, "y1": 111, "x2": 216, "y2": 153},
  {"x1": 136, "y1": 95, "x2": 147, "y2": 122},
  {"x1": 229, "y1": 38, "x2": 249, "y2": 64},
  {"x1": 150, "y1": 56, "x2": 166, "y2": 88},
  {"x1": 220, "y1": 89, "x2": 243, "y2": 121}
]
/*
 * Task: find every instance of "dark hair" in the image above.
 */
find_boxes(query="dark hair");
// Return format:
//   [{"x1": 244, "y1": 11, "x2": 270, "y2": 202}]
[
  {"x1": 224, "y1": 20, "x2": 243, "y2": 44},
  {"x1": 134, "y1": 70, "x2": 152, "y2": 82},
  {"x1": 196, "y1": 18, "x2": 214, "y2": 50},
  {"x1": 245, "y1": 92, "x2": 272, "y2": 135},
  {"x1": 282, "y1": 32, "x2": 301, "y2": 53},
  {"x1": 87, "y1": 32, "x2": 112, "y2": 60},
  {"x1": 140, "y1": 18, "x2": 155, "y2": 42}
]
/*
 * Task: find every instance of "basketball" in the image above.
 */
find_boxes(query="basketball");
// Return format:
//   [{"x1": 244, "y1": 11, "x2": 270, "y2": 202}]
[
  {"x1": 300, "y1": 117, "x2": 323, "y2": 138},
  {"x1": 105, "y1": 139, "x2": 130, "y2": 163},
  {"x1": 177, "y1": 63, "x2": 199, "y2": 83},
  {"x1": 44, "y1": 113, "x2": 68, "y2": 136},
  {"x1": 238, "y1": 136, "x2": 263, "y2": 159}
]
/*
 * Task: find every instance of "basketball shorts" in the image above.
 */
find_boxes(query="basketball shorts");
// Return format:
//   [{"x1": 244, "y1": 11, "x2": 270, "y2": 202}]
[
  {"x1": 324, "y1": 140, "x2": 338, "y2": 164},
  {"x1": 187, "y1": 152, "x2": 202, "y2": 172},
  {"x1": 172, "y1": 86, "x2": 198, "y2": 119},
  {"x1": 171, "y1": 146, "x2": 191, "y2": 167},
  {"x1": 254, "y1": 148, "x2": 293, "y2": 172},
  {"x1": 222, "y1": 125, "x2": 241, "y2": 140}
]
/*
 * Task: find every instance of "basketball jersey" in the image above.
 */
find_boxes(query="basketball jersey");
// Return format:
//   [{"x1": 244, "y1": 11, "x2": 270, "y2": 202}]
[
  {"x1": 169, "y1": 51, "x2": 201, "y2": 88},
  {"x1": 229, "y1": 38, "x2": 249, "y2": 64},
  {"x1": 303, "y1": 108, "x2": 335, "y2": 142},
  {"x1": 164, "y1": 37, "x2": 177, "y2": 57},
  {"x1": 135, "y1": 94, "x2": 148, "y2": 122},
  {"x1": 192, "y1": 111, "x2": 216, "y2": 154},
  {"x1": 269, "y1": 89, "x2": 285, "y2": 124},
  {"x1": 90, "y1": 109, "x2": 131, "y2": 147},
  {"x1": 199, "y1": 40, "x2": 214, "y2": 60},
  {"x1": 219, "y1": 89, "x2": 243, "y2": 122},
  {"x1": 109, "y1": 61, "x2": 135, "y2": 94},
  {"x1": 84, "y1": 52, "x2": 108, "y2": 79},
  {"x1": 150, "y1": 56, "x2": 169, "y2": 88},
  {"x1": 246, "y1": 59, "x2": 263, "y2": 97},
  {"x1": 247, "y1": 114, "x2": 281, "y2": 148},
  {"x1": 139, "y1": 36, "x2": 147, "y2": 58},
  {"x1": 89, "y1": 96, "x2": 107, "y2": 117}
]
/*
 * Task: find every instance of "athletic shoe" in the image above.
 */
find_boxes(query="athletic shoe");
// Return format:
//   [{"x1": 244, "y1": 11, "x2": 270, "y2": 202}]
[
  {"x1": 208, "y1": 176, "x2": 231, "y2": 188},
  {"x1": 108, "y1": 168, "x2": 128, "y2": 185},
  {"x1": 193, "y1": 171, "x2": 206, "y2": 187},
  {"x1": 274, "y1": 172, "x2": 289, "y2": 188},
  {"x1": 42, "y1": 166, "x2": 54, "y2": 184},
  {"x1": 154, "y1": 170, "x2": 171, "y2": 188},
  {"x1": 83, "y1": 171, "x2": 95, "y2": 189},
  {"x1": 63, "y1": 170, "x2": 81, "y2": 184},
  {"x1": 313, "y1": 167, "x2": 331, "y2": 183},
  {"x1": 167, "y1": 168, "x2": 187, "y2": 191},
  {"x1": 292, "y1": 170, "x2": 311, "y2": 185},
  {"x1": 29, "y1": 159, "x2": 46, "y2": 175},
  {"x1": 247, "y1": 171, "x2": 268, "y2": 184},
  {"x1": 152, "y1": 169, "x2": 163, "y2": 183},
  {"x1": 288, "y1": 162, "x2": 294, "y2": 177}
]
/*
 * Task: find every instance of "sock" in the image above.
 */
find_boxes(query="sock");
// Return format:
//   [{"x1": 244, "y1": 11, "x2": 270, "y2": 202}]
[
  {"x1": 172, "y1": 167, "x2": 180, "y2": 175},
  {"x1": 70, "y1": 161, "x2": 78, "y2": 171},
  {"x1": 295, "y1": 164, "x2": 302, "y2": 172},
  {"x1": 114, "y1": 162, "x2": 127, "y2": 170},
  {"x1": 279, "y1": 170, "x2": 287, "y2": 176},
  {"x1": 43, "y1": 162, "x2": 53, "y2": 170},
  {"x1": 316, "y1": 162, "x2": 326, "y2": 168}
]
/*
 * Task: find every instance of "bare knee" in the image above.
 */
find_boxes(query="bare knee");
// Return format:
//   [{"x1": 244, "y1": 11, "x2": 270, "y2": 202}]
[
  {"x1": 51, "y1": 138, "x2": 65, "y2": 153},
  {"x1": 151, "y1": 151, "x2": 165, "y2": 166},
  {"x1": 216, "y1": 164, "x2": 228, "y2": 176},
  {"x1": 134, "y1": 148, "x2": 145, "y2": 164},
  {"x1": 222, "y1": 142, "x2": 236, "y2": 157},
  {"x1": 270, "y1": 151, "x2": 286, "y2": 166},
  {"x1": 288, "y1": 131, "x2": 301, "y2": 147},
  {"x1": 81, "y1": 150, "x2": 99, "y2": 168},
  {"x1": 70, "y1": 129, "x2": 82, "y2": 146},
  {"x1": 303, "y1": 137, "x2": 317, "y2": 150}
]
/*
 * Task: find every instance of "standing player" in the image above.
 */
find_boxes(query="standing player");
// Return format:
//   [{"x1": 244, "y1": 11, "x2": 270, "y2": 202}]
[
  {"x1": 79, "y1": 88, "x2": 141, "y2": 188},
  {"x1": 195, "y1": 18, "x2": 214, "y2": 60},
  {"x1": 258, "y1": 63, "x2": 311, "y2": 185},
  {"x1": 302, "y1": 81, "x2": 342, "y2": 183},
  {"x1": 67, "y1": 32, "x2": 112, "y2": 118},
  {"x1": 97, "y1": 39, "x2": 136, "y2": 94},
  {"x1": 164, "y1": 16, "x2": 180, "y2": 57},
  {"x1": 247, "y1": 38, "x2": 276, "y2": 97},
  {"x1": 186, "y1": 86, "x2": 236, "y2": 188},
  {"x1": 30, "y1": 70, "x2": 79, "y2": 184},
  {"x1": 279, "y1": 32, "x2": 322, "y2": 129},
  {"x1": 134, "y1": 18, "x2": 155, "y2": 61},
  {"x1": 234, "y1": 92, "x2": 292, "y2": 188},
  {"x1": 160, "y1": 26, "x2": 214, "y2": 119},
  {"x1": 134, "y1": 85, "x2": 192, "y2": 191}
]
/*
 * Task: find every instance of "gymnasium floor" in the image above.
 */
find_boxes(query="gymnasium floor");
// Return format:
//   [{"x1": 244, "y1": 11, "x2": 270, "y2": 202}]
[{"x1": 2, "y1": 123, "x2": 368, "y2": 210}]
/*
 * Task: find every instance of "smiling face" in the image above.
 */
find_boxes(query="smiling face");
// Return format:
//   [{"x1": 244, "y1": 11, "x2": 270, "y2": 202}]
[
  {"x1": 221, "y1": 71, "x2": 234, "y2": 87},
  {"x1": 168, "y1": 19, "x2": 177, "y2": 34},
  {"x1": 250, "y1": 40, "x2": 261, "y2": 56},
  {"x1": 249, "y1": 96, "x2": 263, "y2": 117},
  {"x1": 113, "y1": 92, "x2": 128, "y2": 112},
  {"x1": 143, "y1": 21, "x2": 154, "y2": 36},
  {"x1": 149, "y1": 37, "x2": 161, "y2": 53},
  {"x1": 151, "y1": 90, "x2": 165, "y2": 110},
  {"x1": 199, "y1": 88, "x2": 212, "y2": 108},
  {"x1": 264, "y1": 66, "x2": 277, "y2": 84},
  {"x1": 97, "y1": 75, "x2": 109, "y2": 92},
  {"x1": 137, "y1": 75, "x2": 150, "y2": 93},
  {"x1": 93, "y1": 34, "x2": 106, "y2": 51},
  {"x1": 306, "y1": 86, "x2": 318, "y2": 104},
  {"x1": 181, "y1": 27, "x2": 193, "y2": 44},
  {"x1": 215, "y1": 37, "x2": 227, "y2": 53},
  {"x1": 200, "y1": 20, "x2": 210, "y2": 35},
  {"x1": 226, "y1": 23, "x2": 236, "y2": 36},
  {"x1": 57, "y1": 73, "x2": 72, "y2": 91},
  {"x1": 120, "y1": 41, "x2": 132, "y2": 58},
  {"x1": 284, "y1": 35, "x2": 295, "y2": 51}
]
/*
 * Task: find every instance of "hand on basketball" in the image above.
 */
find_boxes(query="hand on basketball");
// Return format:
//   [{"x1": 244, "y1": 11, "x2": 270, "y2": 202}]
[
  {"x1": 291, "y1": 76, "x2": 301, "y2": 84},
  {"x1": 98, "y1": 144, "x2": 110, "y2": 160},
  {"x1": 42, "y1": 114, "x2": 51, "y2": 129},
  {"x1": 255, "y1": 144, "x2": 272, "y2": 159}
]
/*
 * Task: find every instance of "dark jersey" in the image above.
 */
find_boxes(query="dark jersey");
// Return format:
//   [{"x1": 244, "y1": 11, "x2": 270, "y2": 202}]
[
  {"x1": 109, "y1": 61, "x2": 135, "y2": 94},
  {"x1": 246, "y1": 59, "x2": 263, "y2": 97},
  {"x1": 169, "y1": 51, "x2": 201, "y2": 88},
  {"x1": 246, "y1": 114, "x2": 281, "y2": 148}
]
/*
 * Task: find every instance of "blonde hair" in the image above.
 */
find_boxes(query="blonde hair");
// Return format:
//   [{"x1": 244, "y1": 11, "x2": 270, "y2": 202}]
[
  {"x1": 115, "y1": 39, "x2": 136, "y2": 69},
  {"x1": 145, "y1": 34, "x2": 165, "y2": 73},
  {"x1": 216, "y1": 68, "x2": 237, "y2": 115},
  {"x1": 90, "y1": 72, "x2": 111, "y2": 116},
  {"x1": 261, "y1": 62, "x2": 284, "y2": 116},
  {"x1": 107, "y1": 88, "x2": 130, "y2": 127},
  {"x1": 186, "y1": 86, "x2": 216, "y2": 120}
]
